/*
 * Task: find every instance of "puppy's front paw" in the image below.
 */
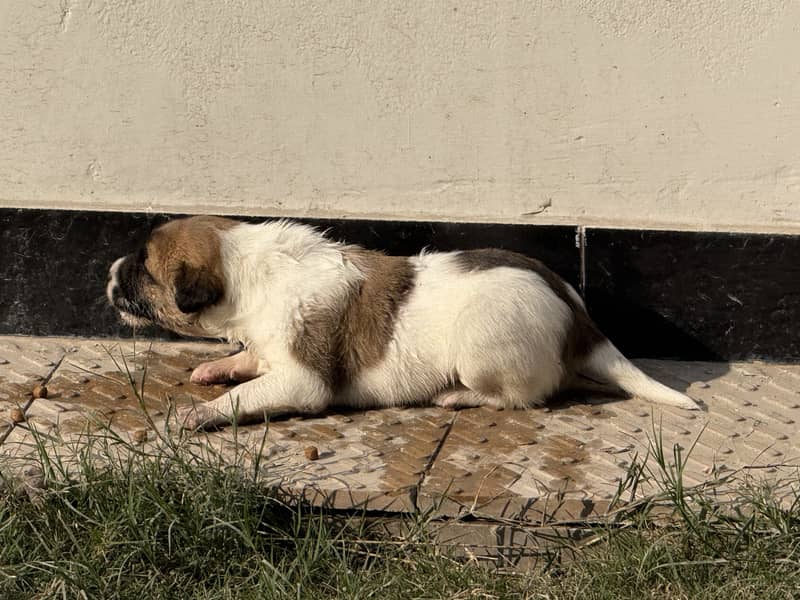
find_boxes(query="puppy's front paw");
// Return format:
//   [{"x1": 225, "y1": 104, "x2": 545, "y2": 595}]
[
  {"x1": 178, "y1": 404, "x2": 224, "y2": 431},
  {"x1": 189, "y1": 354, "x2": 261, "y2": 385},
  {"x1": 190, "y1": 362, "x2": 230, "y2": 385},
  {"x1": 433, "y1": 389, "x2": 490, "y2": 410}
]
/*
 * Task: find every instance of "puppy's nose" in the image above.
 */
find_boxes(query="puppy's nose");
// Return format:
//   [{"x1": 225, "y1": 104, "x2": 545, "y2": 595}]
[
  {"x1": 108, "y1": 257, "x2": 124, "y2": 281},
  {"x1": 110, "y1": 257, "x2": 124, "y2": 274},
  {"x1": 107, "y1": 257, "x2": 125, "y2": 304}
]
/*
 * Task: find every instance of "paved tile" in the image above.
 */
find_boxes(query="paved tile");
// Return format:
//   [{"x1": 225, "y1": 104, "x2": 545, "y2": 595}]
[
  {"x1": 24, "y1": 339, "x2": 225, "y2": 437},
  {"x1": 198, "y1": 406, "x2": 453, "y2": 512},
  {"x1": 0, "y1": 336, "x2": 68, "y2": 443},
  {"x1": 419, "y1": 360, "x2": 800, "y2": 521},
  {"x1": 0, "y1": 337, "x2": 452, "y2": 512},
  {"x1": 1, "y1": 337, "x2": 799, "y2": 525}
]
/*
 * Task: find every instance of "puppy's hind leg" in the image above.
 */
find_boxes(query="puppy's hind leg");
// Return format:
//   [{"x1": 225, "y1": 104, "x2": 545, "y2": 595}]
[
  {"x1": 452, "y1": 349, "x2": 564, "y2": 411},
  {"x1": 190, "y1": 350, "x2": 262, "y2": 385},
  {"x1": 181, "y1": 360, "x2": 332, "y2": 429},
  {"x1": 432, "y1": 386, "x2": 492, "y2": 410}
]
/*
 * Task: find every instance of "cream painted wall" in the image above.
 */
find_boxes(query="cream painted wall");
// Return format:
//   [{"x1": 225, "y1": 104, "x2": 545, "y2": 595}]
[{"x1": 1, "y1": 1, "x2": 798, "y2": 232}]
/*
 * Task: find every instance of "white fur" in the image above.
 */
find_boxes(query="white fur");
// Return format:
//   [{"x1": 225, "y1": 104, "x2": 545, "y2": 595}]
[
  {"x1": 582, "y1": 341, "x2": 699, "y2": 410},
  {"x1": 338, "y1": 258, "x2": 573, "y2": 410},
  {"x1": 133, "y1": 220, "x2": 698, "y2": 428}
]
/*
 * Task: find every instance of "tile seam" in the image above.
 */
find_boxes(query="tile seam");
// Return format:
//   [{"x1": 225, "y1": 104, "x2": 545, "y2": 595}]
[{"x1": 412, "y1": 411, "x2": 459, "y2": 511}]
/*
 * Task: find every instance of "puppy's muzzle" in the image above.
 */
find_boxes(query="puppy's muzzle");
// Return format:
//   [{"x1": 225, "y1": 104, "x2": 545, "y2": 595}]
[
  {"x1": 106, "y1": 256, "x2": 154, "y2": 322},
  {"x1": 106, "y1": 257, "x2": 125, "y2": 307}
]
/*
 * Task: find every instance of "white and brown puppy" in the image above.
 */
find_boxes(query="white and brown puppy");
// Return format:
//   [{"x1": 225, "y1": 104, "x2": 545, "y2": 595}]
[{"x1": 107, "y1": 216, "x2": 699, "y2": 429}]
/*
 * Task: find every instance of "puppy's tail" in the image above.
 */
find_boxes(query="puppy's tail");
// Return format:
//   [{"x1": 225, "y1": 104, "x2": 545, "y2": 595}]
[{"x1": 578, "y1": 340, "x2": 700, "y2": 410}]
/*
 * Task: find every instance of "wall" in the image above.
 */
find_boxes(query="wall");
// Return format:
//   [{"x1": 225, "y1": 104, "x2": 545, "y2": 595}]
[{"x1": 1, "y1": 1, "x2": 799, "y2": 233}]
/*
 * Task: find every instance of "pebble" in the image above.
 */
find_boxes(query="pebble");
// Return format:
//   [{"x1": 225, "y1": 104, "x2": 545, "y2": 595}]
[
  {"x1": 304, "y1": 446, "x2": 319, "y2": 461},
  {"x1": 9, "y1": 408, "x2": 25, "y2": 423},
  {"x1": 32, "y1": 384, "x2": 48, "y2": 399}
]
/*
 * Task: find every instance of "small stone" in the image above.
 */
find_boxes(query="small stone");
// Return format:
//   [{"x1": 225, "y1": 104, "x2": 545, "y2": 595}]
[
  {"x1": 32, "y1": 384, "x2": 48, "y2": 399},
  {"x1": 0, "y1": 358, "x2": 9, "y2": 365},
  {"x1": 304, "y1": 446, "x2": 319, "y2": 461},
  {"x1": 9, "y1": 407, "x2": 25, "y2": 423},
  {"x1": 132, "y1": 429, "x2": 148, "y2": 444}
]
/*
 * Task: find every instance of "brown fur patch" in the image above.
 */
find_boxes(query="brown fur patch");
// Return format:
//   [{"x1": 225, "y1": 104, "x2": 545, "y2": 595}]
[
  {"x1": 454, "y1": 249, "x2": 605, "y2": 368},
  {"x1": 291, "y1": 249, "x2": 415, "y2": 389},
  {"x1": 138, "y1": 216, "x2": 237, "y2": 334}
]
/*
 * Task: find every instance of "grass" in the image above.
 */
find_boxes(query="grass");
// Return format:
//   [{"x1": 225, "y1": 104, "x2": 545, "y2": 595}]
[{"x1": 0, "y1": 347, "x2": 799, "y2": 598}]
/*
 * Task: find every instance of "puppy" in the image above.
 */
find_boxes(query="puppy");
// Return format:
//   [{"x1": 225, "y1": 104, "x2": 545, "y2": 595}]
[{"x1": 107, "y1": 216, "x2": 699, "y2": 429}]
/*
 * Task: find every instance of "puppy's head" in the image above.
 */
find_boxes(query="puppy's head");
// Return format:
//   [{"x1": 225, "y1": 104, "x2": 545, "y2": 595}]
[{"x1": 107, "y1": 216, "x2": 237, "y2": 336}]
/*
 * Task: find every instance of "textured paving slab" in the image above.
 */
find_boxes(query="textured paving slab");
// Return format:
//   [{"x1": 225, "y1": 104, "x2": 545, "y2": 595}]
[
  {"x1": 0, "y1": 337, "x2": 69, "y2": 442},
  {"x1": 420, "y1": 359, "x2": 800, "y2": 521},
  {"x1": 0, "y1": 337, "x2": 451, "y2": 512},
  {"x1": 1, "y1": 336, "x2": 799, "y2": 524}
]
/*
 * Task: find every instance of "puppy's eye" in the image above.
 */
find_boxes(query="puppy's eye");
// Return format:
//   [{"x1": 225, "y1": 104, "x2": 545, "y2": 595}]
[
  {"x1": 136, "y1": 247, "x2": 157, "y2": 284},
  {"x1": 141, "y1": 267, "x2": 156, "y2": 284}
]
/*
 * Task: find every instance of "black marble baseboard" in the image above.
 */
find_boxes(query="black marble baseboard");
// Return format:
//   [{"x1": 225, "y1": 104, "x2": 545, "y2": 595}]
[{"x1": 1, "y1": 208, "x2": 797, "y2": 362}]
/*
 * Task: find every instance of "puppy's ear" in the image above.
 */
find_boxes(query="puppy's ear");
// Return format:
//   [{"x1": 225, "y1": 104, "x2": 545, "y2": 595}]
[{"x1": 174, "y1": 263, "x2": 224, "y2": 314}]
